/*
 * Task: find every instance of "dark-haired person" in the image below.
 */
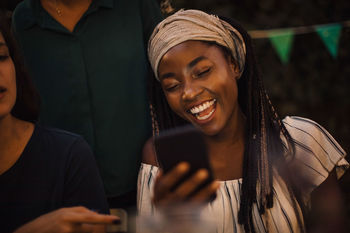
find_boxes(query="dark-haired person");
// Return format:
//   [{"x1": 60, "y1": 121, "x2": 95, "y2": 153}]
[
  {"x1": 11, "y1": 0, "x2": 163, "y2": 211},
  {"x1": 137, "y1": 9, "x2": 349, "y2": 233},
  {"x1": 0, "y1": 11, "x2": 118, "y2": 233}
]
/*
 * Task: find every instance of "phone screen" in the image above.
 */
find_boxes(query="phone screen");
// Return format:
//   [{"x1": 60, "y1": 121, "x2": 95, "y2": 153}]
[{"x1": 154, "y1": 125, "x2": 216, "y2": 201}]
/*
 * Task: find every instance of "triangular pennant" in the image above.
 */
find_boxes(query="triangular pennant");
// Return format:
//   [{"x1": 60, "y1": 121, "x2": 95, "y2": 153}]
[
  {"x1": 268, "y1": 29, "x2": 294, "y2": 64},
  {"x1": 315, "y1": 24, "x2": 342, "y2": 58}
]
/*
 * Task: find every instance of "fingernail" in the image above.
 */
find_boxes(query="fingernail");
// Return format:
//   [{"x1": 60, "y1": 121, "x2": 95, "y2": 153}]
[
  {"x1": 197, "y1": 169, "x2": 208, "y2": 179},
  {"x1": 213, "y1": 181, "x2": 220, "y2": 189},
  {"x1": 178, "y1": 162, "x2": 190, "y2": 172}
]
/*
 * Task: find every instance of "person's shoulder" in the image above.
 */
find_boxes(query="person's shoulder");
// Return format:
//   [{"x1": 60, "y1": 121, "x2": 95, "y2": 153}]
[
  {"x1": 282, "y1": 116, "x2": 324, "y2": 135},
  {"x1": 142, "y1": 137, "x2": 158, "y2": 166},
  {"x1": 35, "y1": 124, "x2": 86, "y2": 147},
  {"x1": 283, "y1": 116, "x2": 330, "y2": 143},
  {"x1": 12, "y1": 0, "x2": 36, "y2": 31},
  {"x1": 282, "y1": 116, "x2": 346, "y2": 157}
]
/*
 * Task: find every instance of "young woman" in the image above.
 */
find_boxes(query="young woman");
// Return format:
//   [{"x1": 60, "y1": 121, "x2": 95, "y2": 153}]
[
  {"x1": 0, "y1": 11, "x2": 118, "y2": 233},
  {"x1": 138, "y1": 9, "x2": 349, "y2": 233}
]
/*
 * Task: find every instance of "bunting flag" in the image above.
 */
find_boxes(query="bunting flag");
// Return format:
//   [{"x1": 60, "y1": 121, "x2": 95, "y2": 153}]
[
  {"x1": 248, "y1": 20, "x2": 350, "y2": 64},
  {"x1": 268, "y1": 30, "x2": 294, "y2": 64},
  {"x1": 315, "y1": 24, "x2": 342, "y2": 58}
]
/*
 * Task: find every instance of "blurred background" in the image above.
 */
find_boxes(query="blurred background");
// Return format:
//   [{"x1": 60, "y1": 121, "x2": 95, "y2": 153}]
[{"x1": 2, "y1": 0, "x2": 349, "y2": 227}]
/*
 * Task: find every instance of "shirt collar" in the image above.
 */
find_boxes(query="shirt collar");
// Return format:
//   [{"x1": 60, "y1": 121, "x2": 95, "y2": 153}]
[{"x1": 16, "y1": 0, "x2": 114, "y2": 30}]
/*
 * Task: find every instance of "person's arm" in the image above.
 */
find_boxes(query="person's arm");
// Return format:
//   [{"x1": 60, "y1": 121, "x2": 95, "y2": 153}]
[
  {"x1": 13, "y1": 206, "x2": 119, "y2": 233},
  {"x1": 309, "y1": 169, "x2": 347, "y2": 233}
]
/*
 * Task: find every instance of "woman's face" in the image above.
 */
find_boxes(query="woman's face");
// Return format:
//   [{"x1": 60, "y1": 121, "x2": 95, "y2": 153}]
[
  {"x1": 0, "y1": 32, "x2": 16, "y2": 120},
  {"x1": 158, "y1": 41, "x2": 241, "y2": 137}
]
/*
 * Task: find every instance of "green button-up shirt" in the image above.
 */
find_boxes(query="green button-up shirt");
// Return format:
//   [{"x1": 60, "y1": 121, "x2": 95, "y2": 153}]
[{"x1": 13, "y1": 0, "x2": 162, "y2": 197}]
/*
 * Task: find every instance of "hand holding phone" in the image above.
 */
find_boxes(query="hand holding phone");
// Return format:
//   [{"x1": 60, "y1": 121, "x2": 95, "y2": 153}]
[{"x1": 153, "y1": 125, "x2": 218, "y2": 206}]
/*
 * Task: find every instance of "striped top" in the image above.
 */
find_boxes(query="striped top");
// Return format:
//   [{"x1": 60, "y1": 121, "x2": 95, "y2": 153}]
[{"x1": 137, "y1": 116, "x2": 348, "y2": 233}]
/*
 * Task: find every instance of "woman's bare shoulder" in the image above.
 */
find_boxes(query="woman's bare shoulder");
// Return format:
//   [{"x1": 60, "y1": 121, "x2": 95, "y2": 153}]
[{"x1": 142, "y1": 137, "x2": 158, "y2": 166}]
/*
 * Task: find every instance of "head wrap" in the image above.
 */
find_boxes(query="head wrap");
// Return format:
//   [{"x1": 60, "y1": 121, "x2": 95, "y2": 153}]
[{"x1": 148, "y1": 9, "x2": 246, "y2": 80}]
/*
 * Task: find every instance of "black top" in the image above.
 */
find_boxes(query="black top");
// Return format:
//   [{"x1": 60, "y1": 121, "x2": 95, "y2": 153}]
[{"x1": 0, "y1": 124, "x2": 109, "y2": 233}]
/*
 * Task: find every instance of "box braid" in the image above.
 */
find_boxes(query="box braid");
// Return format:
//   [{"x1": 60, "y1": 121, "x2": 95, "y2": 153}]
[{"x1": 147, "y1": 16, "x2": 306, "y2": 233}]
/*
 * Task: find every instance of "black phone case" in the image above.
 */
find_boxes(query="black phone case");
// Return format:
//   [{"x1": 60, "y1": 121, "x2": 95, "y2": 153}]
[{"x1": 154, "y1": 125, "x2": 216, "y2": 201}]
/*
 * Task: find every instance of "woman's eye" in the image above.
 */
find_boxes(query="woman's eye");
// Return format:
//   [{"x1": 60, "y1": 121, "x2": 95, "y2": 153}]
[
  {"x1": 195, "y1": 67, "x2": 211, "y2": 77},
  {"x1": 165, "y1": 84, "x2": 179, "y2": 92}
]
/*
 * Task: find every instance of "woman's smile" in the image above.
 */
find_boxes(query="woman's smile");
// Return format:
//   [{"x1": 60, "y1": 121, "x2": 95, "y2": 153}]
[
  {"x1": 158, "y1": 40, "x2": 241, "y2": 137},
  {"x1": 187, "y1": 98, "x2": 217, "y2": 122}
]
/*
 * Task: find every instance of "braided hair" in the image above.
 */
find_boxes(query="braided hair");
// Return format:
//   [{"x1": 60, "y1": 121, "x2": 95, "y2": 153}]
[{"x1": 147, "y1": 15, "x2": 306, "y2": 233}]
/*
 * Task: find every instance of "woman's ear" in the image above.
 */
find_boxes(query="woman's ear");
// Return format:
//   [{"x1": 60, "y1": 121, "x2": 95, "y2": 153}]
[{"x1": 229, "y1": 59, "x2": 240, "y2": 80}]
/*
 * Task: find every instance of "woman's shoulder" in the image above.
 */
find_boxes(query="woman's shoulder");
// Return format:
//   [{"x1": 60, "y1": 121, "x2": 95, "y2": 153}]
[
  {"x1": 36, "y1": 124, "x2": 84, "y2": 143},
  {"x1": 282, "y1": 116, "x2": 348, "y2": 193},
  {"x1": 282, "y1": 116, "x2": 345, "y2": 154},
  {"x1": 142, "y1": 137, "x2": 159, "y2": 167},
  {"x1": 33, "y1": 124, "x2": 91, "y2": 158}
]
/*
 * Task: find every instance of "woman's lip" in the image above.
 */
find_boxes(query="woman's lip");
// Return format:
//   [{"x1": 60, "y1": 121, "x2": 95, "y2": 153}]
[
  {"x1": 189, "y1": 101, "x2": 217, "y2": 124},
  {"x1": 186, "y1": 99, "x2": 215, "y2": 112}
]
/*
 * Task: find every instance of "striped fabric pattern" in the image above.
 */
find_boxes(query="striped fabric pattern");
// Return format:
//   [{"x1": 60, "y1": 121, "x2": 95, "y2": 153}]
[{"x1": 137, "y1": 116, "x2": 348, "y2": 233}]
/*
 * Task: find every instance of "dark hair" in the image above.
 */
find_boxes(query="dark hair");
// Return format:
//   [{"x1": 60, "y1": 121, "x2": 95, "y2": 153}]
[
  {"x1": 0, "y1": 9, "x2": 40, "y2": 122},
  {"x1": 147, "y1": 14, "x2": 307, "y2": 232}
]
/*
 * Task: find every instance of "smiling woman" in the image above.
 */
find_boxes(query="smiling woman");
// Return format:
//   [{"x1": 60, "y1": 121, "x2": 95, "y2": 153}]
[
  {"x1": 158, "y1": 41, "x2": 241, "y2": 137},
  {"x1": 138, "y1": 9, "x2": 349, "y2": 233}
]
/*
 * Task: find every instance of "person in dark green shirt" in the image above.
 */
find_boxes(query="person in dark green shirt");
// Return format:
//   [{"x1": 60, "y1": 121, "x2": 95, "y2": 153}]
[{"x1": 12, "y1": 0, "x2": 163, "y2": 209}]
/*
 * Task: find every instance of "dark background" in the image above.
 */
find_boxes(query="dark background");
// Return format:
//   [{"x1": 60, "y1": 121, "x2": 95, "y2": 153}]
[{"x1": 2, "y1": 0, "x2": 349, "y2": 228}]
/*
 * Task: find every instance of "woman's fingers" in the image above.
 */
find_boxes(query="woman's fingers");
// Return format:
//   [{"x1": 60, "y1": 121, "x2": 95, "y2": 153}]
[
  {"x1": 13, "y1": 206, "x2": 119, "y2": 233},
  {"x1": 70, "y1": 213, "x2": 118, "y2": 225},
  {"x1": 190, "y1": 180, "x2": 220, "y2": 203},
  {"x1": 61, "y1": 207, "x2": 119, "y2": 225},
  {"x1": 154, "y1": 165, "x2": 220, "y2": 207},
  {"x1": 156, "y1": 169, "x2": 210, "y2": 206},
  {"x1": 173, "y1": 169, "x2": 208, "y2": 197},
  {"x1": 153, "y1": 162, "x2": 190, "y2": 201}
]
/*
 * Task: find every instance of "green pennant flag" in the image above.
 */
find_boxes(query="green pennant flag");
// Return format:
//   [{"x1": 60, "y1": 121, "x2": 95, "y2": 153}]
[
  {"x1": 315, "y1": 24, "x2": 342, "y2": 58},
  {"x1": 268, "y1": 29, "x2": 294, "y2": 64}
]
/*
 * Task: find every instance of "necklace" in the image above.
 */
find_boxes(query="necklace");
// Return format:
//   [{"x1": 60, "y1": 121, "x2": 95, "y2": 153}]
[{"x1": 53, "y1": 0, "x2": 62, "y2": 17}]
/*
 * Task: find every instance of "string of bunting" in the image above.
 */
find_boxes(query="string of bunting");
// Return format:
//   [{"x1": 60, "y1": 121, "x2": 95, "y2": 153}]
[{"x1": 248, "y1": 20, "x2": 350, "y2": 64}]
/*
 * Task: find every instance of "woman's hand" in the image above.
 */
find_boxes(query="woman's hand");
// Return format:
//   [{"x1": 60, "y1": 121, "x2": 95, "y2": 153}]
[
  {"x1": 152, "y1": 162, "x2": 220, "y2": 208},
  {"x1": 14, "y1": 206, "x2": 119, "y2": 233}
]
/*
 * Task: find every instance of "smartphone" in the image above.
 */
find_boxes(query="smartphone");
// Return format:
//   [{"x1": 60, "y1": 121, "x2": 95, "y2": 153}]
[{"x1": 154, "y1": 125, "x2": 216, "y2": 201}]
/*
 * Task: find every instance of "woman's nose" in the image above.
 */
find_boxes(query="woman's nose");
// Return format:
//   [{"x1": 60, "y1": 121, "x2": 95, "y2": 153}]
[{"x1": 181, "y1": 81, "x2": 202, "y2": 101}]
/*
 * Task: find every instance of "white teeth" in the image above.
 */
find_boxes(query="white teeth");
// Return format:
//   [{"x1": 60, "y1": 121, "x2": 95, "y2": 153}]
[
  {"x1": 196, "y1": 109, "x2": 215, "y2": 120},
  {"x1": 190, "y1": 99, "x2": 216, "y2": 114}
]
